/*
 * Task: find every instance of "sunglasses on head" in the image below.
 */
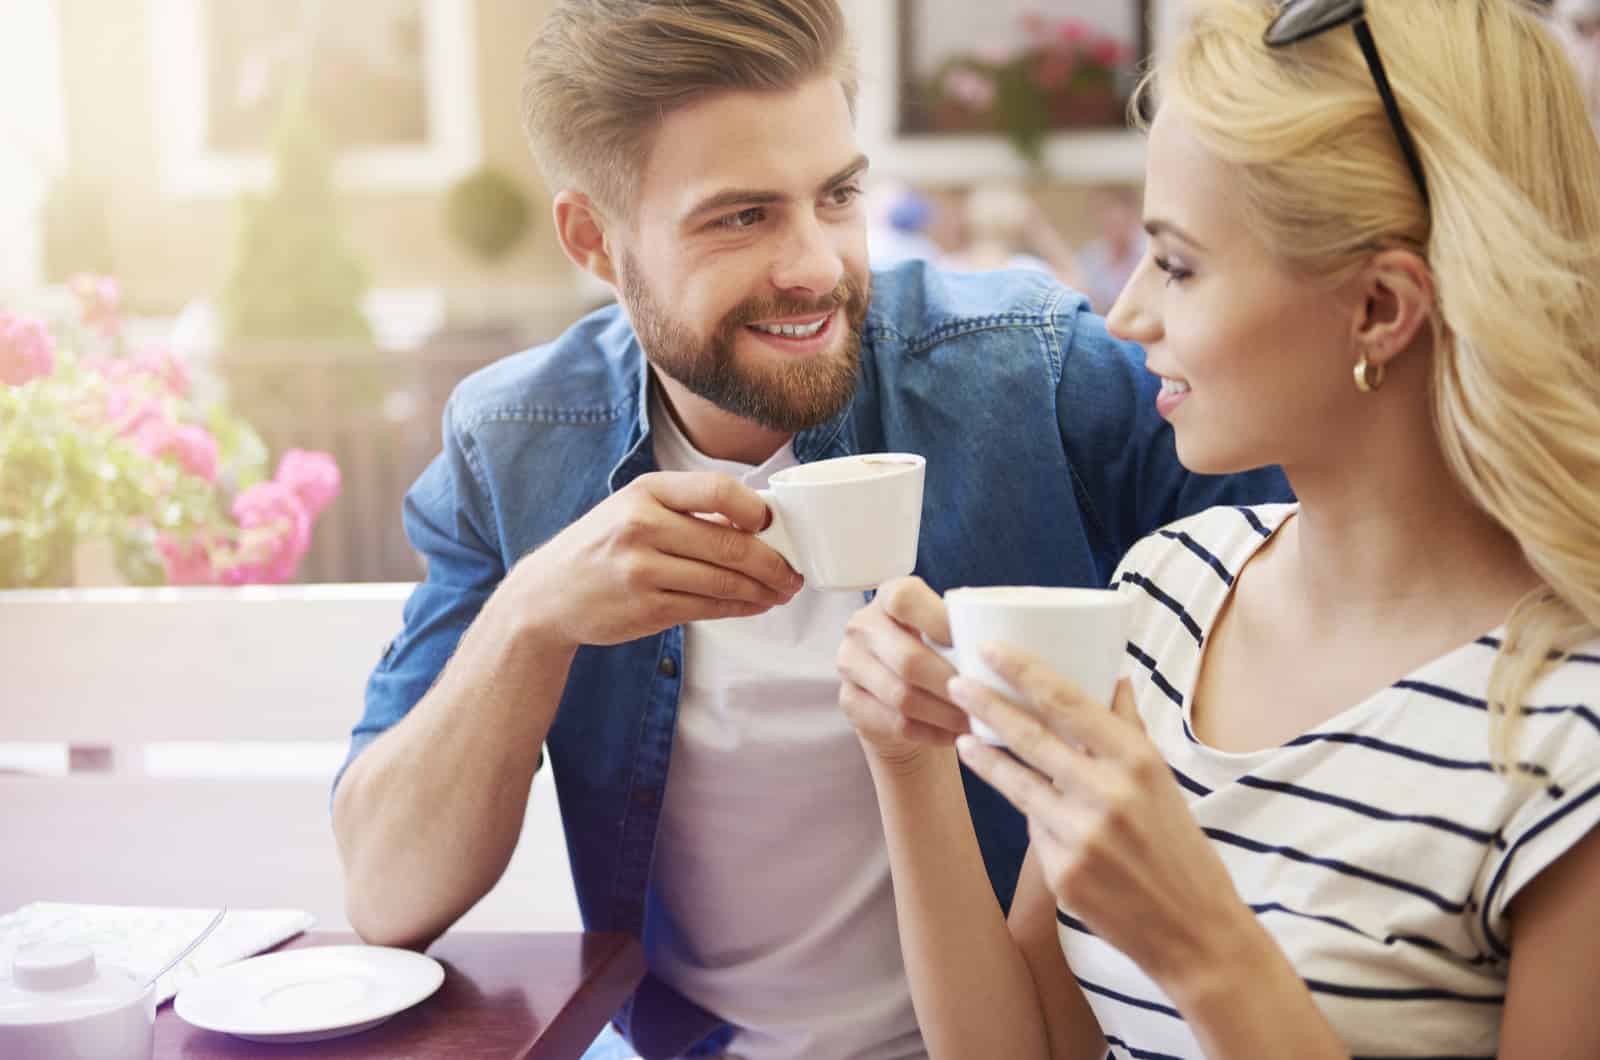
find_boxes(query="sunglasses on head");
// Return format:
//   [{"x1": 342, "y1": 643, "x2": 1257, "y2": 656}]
[{"x1": 1264, "y1": 0, "x2": 1431, "y2": 208}]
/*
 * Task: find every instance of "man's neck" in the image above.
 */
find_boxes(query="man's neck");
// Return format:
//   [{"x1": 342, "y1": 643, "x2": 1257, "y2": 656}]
[{"x1": 651, "y1": 370, "x2": 792, "y2": 466}]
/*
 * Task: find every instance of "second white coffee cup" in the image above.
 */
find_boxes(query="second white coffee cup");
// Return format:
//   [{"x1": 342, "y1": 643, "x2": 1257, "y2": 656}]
[
  {"x1": 755, "y1": 452, "x2": 925, "y2": 591},
  {"x1": 929, "y1": 585, "x2": 1133, "y2": 745}
]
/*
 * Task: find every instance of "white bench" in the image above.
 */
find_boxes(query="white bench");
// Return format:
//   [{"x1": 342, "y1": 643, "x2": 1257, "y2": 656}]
[{"x1": 0, "y1": 583, "x2": 579, "y2": 933}]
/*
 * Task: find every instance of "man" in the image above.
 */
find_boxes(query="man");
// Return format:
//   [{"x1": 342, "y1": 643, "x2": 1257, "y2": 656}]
[{"x1": 331, "y1": 3, "x2": 1288, "y2": 1058}]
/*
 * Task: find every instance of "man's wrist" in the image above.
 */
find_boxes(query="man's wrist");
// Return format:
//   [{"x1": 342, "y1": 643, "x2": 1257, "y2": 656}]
[{"x1": 476, "y1": 559, "x2": 578, "y2": 661}]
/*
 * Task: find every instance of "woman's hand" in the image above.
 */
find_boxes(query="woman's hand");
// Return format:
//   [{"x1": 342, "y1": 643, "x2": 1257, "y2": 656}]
[
  {"x1": 836, "y1": 576, "x2": 971, "y2": 768},
  {"x1": 949, "y1": 642, "x2": 1252, "y2": 989}
]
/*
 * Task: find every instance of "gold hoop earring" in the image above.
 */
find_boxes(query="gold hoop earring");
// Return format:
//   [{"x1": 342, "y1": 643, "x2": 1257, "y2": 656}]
[{"x1": 1354, "y1": 353, "x2": 1386, "y2": 393}]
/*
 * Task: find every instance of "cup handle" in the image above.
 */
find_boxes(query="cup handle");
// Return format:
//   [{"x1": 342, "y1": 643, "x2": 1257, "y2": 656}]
[{"x1": 754, "y1": 489, "x2": 801, "y2": 573}]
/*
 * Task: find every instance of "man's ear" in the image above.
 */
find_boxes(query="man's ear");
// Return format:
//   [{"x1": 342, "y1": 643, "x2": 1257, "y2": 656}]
[
  {"x1": 552, "y1": 190, "x2": 619, "y2": 286},
  {"x1": 1351, "y1": 248, "x2": 1435, "y2": 372}
]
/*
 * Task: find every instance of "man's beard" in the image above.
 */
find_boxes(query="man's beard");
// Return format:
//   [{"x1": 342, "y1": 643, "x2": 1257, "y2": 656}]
[{"x1": 619, "y1": 254, "x2": 870, "y2": 433}]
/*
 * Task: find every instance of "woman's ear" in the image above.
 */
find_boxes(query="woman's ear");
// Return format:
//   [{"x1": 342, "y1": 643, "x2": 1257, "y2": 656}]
[
  {"x1": 1352, "y1": 248, "x2": 1436, "y2": 371},
  {"x1": 552, "y1": 190, "x2": 619, "y2": 286}
]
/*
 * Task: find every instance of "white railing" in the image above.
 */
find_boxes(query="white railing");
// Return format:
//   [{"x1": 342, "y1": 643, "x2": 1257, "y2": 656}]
[{"x1": 0, "y1": 584, "x2": 579, "y2": 932}]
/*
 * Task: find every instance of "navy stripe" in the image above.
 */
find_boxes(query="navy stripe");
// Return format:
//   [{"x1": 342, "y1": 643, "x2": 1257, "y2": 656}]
[
  {"x1": 1282, "y1": 731, "x2": 1548, "y2": 779},
  {"x1": 1119, "y1": 570, "x2": 1204, "y2": 645},
  {"x1": 1249, "y1": 902, "x2": 1493, "y2": 966},
  {"x1": 1057, "y1": 908, "x2": 1093, "y2": 934},
  {"x1": 1235, "y1": 505, "x2": 1273, "y2": 538},
  {"x1": 1171, "y1": 764, "x2": 1211, "y2": 797},
  {"x1": 1104, "y1": 1034, "x2": 1186, "y2": 1060},
  {"x1": 1521, "y1": 702, "x2": 1600, "y2": 738},
  {"x1": 1157, "y1": 529, "x2": 1235, "y2": 585},
  {"x1": 1398, "y1": 681, "x2": 1600, "y2": 737},
  {"x1": 1205, "y1": 828, "x2": 1467, "y2": 913},
  {"x1": 1482, "y1": 778, "x2": 1600, "y2": 957},
  {"x1": 1394, "y1": 679, "x2": 1487, "y2": 710},
  {"x1": 1477, "y1": 634, "x2": 1600, "y2": 665},
  {"x1": 1074, "y1": 975, "x2": 1183, "y2": 1020},
  {"x1": 1235, "y1": 776, "x2": 1496, "y2": 843},
  {"x1": 1126, "y1": 641, "x2": 1185, "y2": 707},
  {"x1": 1302, "y1": 977, "x2": 1503, "y2": 1004}
]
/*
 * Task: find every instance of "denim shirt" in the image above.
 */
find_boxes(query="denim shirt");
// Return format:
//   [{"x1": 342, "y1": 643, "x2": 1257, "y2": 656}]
[{"x1": 339, "y1": 262, "x2": 1290, "y2": 1059}]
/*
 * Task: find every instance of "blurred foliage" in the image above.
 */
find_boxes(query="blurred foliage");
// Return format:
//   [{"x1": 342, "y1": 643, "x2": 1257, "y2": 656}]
[
  {"x1": 445, "y1": 166, "x2": 532, "y2": 264},
  {"x1": 0, "y1": 351, "x2": 266, "y2": 588},
  {"x1": 220, "y1": 90, "x2": 371, "y2": 344}
]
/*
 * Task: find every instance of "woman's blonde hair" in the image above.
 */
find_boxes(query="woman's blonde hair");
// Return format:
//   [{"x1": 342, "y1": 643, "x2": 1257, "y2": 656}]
[
  {"x1": 522, "y1": 0, "x2": 856, "y2": 219},
  {"x1": 1142, "y1": 0, "x2": 1600, "y2": 773}
]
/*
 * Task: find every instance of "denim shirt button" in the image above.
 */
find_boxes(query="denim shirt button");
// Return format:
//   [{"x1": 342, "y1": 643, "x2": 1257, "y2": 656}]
[
  {"x1": 658, "y1": 655, "x2": 678, "y2": 678},
  {"x1": 634, "y1": 788, "x2": 658, "y2": 808}
]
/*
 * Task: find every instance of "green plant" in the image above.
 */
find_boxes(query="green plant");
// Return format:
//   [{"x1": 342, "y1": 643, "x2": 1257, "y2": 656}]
[
  {"x1": 219, "y1": 90, "x2": 371, "y2": 344},
  {"x1": 446, "y1": 166, "x2": 533, "y2": 264},
  {"x1": 0, "y1": 283, "x2": 341, "y2": 588},
  {"x1": 926, "y1": 14, "x2": 1134, "y2": 164}
]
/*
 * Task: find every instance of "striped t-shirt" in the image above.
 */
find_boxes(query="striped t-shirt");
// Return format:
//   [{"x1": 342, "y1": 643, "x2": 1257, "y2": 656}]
[{"x1": 1062, "y1": 503, "x2": 1600, "y2": 1060}]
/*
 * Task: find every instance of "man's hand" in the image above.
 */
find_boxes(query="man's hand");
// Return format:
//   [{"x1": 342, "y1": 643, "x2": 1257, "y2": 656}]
[
  {"x1": 511, "y1": 471, "x2": 803, "y2": 648},
  {"x1": 836, "y1": 576, "x2": 970, "y2": 767}
]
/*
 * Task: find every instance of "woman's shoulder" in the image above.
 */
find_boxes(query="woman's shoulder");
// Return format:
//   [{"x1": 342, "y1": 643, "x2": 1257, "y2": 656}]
[{"x1": 1115, "y1": 502, "x2": 1297, "y2": 585}]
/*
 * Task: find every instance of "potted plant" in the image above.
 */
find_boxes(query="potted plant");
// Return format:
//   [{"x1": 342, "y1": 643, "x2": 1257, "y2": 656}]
[
  {"x1": 0, "y1": 278, "x2": 341, "y2": 588},
  {"x1": 923, "y1": 13, "x2": 1135, "y2": 164}
]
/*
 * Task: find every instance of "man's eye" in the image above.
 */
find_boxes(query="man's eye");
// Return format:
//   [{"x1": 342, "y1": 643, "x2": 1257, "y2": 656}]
[
  {"x1": 715, "y1": 208, "x2": 765, "y2": 230},
  {"x1": 828, "y1": 184, "x2": 863, "y2": 207}
]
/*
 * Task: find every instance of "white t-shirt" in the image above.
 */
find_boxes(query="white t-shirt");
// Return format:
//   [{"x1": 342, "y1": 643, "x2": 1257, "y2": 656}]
[
  {"x1": 1066, "y1": 503, "x2": 1600, "y2": 1059},
  {"x1": 645, "y1": 394, "x2": 925, "y2": 1060}
]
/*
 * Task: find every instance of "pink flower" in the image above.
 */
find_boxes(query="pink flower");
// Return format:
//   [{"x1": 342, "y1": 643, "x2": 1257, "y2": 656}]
[
  {"x1": 134, "y1": 346, "x2": 192, "y2": 398},
  {"x1": 1035, "y1": 53, "x2": 1077, "y2": 90},
  {"x1": 1090, "y1": 39, "x2": 1127, "y2": 68},
  {"x1": 224, "y1": 481, "x2": 312, "y2": 584},
  {"x1": 171, "y1": 424, "x2": 220, "y2": 482},
  {"x1": 69, "y1": 274, "x2": 122, "y2": 339},
  {"x1": 944, "y1": 68, "x2": 998, "y2": 110},
  {"x1": 0, "y1": 312, "x2": 56, "y2": 386},
  {"x1": 1057, "y1": 20, "x2": 1090, "y2": 46},
  {"x1": 130, "y1": 416, "x2": 178, "y2": 459},
  {"x1": 274, "y1": 448, "x2": 341, "y2": 519},
  {"x1": 157, "y1": 533, "x2": 219, "y2": 586},
  {"x1": 129, "y1": 416, "x2": 218, "y2": 481},
  {"x1": 103, "y1": 381, "x2": 161, "y2": 435}
]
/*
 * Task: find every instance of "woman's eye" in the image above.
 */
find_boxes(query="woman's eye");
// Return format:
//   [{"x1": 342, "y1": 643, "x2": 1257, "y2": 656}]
[
  {"x1": 1153, "y1": 255, "x2": 1193, "y2": 286},
  {"x1": 715, "y1": 207, "x2": 765, "y2": 231}
]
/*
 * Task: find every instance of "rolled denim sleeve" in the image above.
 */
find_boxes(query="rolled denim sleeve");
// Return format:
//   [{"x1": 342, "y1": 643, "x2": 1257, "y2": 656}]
[
  {"x1": 333, "y1": 400, "x2": 506, "y2": 794},
  {"x1": 1054, "y1": 303, "x2": 1291, "y2": 582}
]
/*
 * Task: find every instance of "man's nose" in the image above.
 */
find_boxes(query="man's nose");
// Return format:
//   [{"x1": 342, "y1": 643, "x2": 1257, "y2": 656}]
[{"x1": 770, "y1": 214, "x2": 844, "y2": 297}]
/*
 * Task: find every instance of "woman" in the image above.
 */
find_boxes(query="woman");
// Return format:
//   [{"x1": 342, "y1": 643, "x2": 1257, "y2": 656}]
[{"x1": 835, "y1": 1, "x2": 1600, "y2": 1056}]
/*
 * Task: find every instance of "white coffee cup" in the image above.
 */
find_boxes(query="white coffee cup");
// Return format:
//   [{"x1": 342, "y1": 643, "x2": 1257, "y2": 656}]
[
  {"x1": 929, "y1": 585, "x2": 1133, "y2": 745},
  {"x1": 755, "y1": 453, "x2": 925, "y2": 591}
]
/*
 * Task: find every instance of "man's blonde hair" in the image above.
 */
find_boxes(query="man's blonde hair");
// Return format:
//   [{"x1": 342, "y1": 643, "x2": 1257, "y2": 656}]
[
  {"x1": 1142, "y1": 0, "x2": 1600, "y2": 775},
  {"x1": 522, "y1": 0, "x2": 857, "y2": 218}
]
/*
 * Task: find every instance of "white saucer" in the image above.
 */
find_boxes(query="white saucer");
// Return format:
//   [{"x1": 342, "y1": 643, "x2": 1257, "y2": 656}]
[{"x1": 174, "y1": 945, "x2": 444, "y2": 1043}]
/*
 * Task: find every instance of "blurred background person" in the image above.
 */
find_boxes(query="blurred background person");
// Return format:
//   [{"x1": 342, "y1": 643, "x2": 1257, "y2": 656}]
[
  {"x1": 941, "y1": 181, "x2": 1087, "y2": 290},
  {"x1": 1073, "y1": 184, "x2": 1146, "y2": 314}
]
